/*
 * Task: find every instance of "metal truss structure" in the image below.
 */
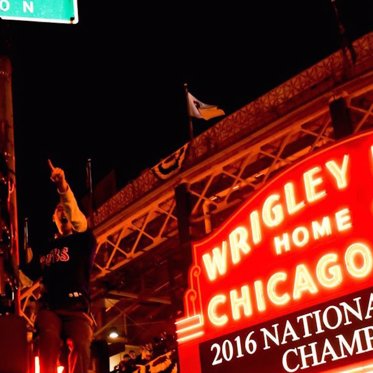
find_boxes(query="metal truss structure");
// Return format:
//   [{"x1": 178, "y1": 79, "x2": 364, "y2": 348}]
[{"x1": 19, "y1": 32, "x2": 373, "y2": 352}]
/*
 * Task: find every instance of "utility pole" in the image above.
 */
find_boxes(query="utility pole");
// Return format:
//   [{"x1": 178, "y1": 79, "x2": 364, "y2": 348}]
[
  {"x1": 0, "y1": 18, "x2": 20, "y2": 316},
  {"x1": 0, "y1": 54, "x2": 20, "y2": 315}
]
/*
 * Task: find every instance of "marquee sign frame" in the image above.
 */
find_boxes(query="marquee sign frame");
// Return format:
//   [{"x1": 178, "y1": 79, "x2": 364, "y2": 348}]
[{"x1": 176, "y1": 130, "x2": 373, "y2": 373}]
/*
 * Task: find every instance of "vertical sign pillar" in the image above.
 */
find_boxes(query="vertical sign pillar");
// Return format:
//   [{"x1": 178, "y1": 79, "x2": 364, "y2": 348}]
[{"x1": 173, "y1": 182, "x2": 193, "y2": 315}]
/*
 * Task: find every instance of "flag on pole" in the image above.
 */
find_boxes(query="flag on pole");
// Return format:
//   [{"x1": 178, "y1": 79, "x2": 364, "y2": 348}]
[{"x1": 187, "y1": 92, "x2": 225, "y2": 120}]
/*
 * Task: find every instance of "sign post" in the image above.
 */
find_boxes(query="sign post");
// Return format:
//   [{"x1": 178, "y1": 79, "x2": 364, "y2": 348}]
[{"x1": 0, "y1": 0, "x2": 78, "y2": 24}]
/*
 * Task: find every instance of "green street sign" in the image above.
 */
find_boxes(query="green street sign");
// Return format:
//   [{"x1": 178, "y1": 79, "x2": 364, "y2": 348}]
[{"x1": 0, "y1": 0, "x2": 78, "y2": 24}]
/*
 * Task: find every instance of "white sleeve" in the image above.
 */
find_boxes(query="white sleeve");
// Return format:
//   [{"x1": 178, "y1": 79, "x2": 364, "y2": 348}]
[{"x1": 58, "y1": 185, "x2": 88, "y2": 232}]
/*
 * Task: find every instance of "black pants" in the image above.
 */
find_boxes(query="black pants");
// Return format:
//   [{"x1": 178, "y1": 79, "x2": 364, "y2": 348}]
[{"x1": 36, "y1": 309, "x2": 93, "y2": 373}]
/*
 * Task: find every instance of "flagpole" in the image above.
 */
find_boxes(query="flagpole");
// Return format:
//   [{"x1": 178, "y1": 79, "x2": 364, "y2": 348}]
[
  {"x1": 184, "y1": 83, "x2": 194, "y2": 141},
  {"x1": 86, "y1": 158, "x2": 94, "y2": 226},
  {"x1": 330, "y1": 0, "x2": 356, "y2": 68}
]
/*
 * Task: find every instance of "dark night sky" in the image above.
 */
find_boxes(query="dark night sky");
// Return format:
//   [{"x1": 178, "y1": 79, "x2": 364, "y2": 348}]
[{"x1": 2, "y1": 0, "x2": 372, "y2": 244}]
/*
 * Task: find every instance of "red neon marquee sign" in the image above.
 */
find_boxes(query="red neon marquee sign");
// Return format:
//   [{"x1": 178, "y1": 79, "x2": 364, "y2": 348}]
[{"x1": 176, "y1": 130, "x2": 373, "y2": 373}]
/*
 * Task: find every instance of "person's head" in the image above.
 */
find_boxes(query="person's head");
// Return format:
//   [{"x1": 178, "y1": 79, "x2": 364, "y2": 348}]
[
  {"x1": 53, "y1": 203, "x2": 73, "y2": 236},
  {"x1": 141, "y1": 344, "x2": 153, "y2": 360},
  {"x1": 129, "y1": 350, "x2": 136, "y2": 359}
]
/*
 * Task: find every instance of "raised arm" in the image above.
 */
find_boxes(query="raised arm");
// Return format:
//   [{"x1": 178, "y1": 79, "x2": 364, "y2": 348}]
[{"x1": 48, "y1": 159, "x2": 87, "y2": 232}]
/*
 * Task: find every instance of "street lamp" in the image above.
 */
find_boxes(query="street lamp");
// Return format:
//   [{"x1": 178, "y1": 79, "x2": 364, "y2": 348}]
[{"x1": 108, "y1": 327, "x2": 119, "y2": 339}]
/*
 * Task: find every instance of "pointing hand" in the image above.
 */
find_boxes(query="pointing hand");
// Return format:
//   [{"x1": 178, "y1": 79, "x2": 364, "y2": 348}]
[{"x1": 48, "y1": 159, "x2": 68, "y2": 192}]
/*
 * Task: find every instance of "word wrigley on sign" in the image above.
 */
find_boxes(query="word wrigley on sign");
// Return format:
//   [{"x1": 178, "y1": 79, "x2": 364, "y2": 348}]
[
  {"x1": 0, "y1": 0, "x2": 78, "y2": 23},
  {"x1": 176, "y1": 130, "x2": 373, "y2": 373}
]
